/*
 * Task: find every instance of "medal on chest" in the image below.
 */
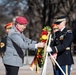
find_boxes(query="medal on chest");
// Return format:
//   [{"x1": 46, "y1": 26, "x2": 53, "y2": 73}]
[{"x1": 59, "y1": 35, "x2": 64, "y2": 40}]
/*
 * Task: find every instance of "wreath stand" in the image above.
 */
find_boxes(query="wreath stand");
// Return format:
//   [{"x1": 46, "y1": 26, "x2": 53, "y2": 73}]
[{"x1": 41, "y1": 34, "x2": 66, "y2": 75}]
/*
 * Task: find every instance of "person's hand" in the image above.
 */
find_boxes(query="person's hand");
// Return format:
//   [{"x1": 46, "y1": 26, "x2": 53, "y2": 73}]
[
  {"x1": 37, "y1": 42, "x2": 45, "y2": 48},
  {"x1": 46, "y1": 46, "x2": 52, "y2": 53},
  {"x1": 50, "y1": 53, "x2": 57, "y2": 59}
]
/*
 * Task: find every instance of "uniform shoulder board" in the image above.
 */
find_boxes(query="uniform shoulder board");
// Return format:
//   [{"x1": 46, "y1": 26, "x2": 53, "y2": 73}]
[{"x1": 67, "y1": 30, "x2": 72, "y2": 33}]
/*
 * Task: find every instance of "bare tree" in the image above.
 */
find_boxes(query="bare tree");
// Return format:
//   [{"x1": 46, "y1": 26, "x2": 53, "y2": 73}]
[{"x1": 0, "y1": 0, "x2": 76, "y2": 40}]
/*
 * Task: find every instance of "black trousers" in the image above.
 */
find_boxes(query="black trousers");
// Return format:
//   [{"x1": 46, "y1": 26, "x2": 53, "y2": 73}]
[{"x1": 4, "y1": 64, "x2": 19, "y2": 75}]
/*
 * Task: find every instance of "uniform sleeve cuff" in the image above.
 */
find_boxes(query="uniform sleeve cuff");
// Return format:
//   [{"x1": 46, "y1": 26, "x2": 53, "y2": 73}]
[{"x1": 35, "y1": 44, "x2": 38, "y2": 49}]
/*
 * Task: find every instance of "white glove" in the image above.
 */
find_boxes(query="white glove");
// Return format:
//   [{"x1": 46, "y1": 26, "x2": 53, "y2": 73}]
[{"x1": 46, "y1": 46, "x2": 52, "y2": 53}]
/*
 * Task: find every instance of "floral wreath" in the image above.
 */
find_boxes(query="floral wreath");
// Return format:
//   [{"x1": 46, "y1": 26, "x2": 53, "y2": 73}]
[
  {"x1": 30, "y1": 26, "x2": 51, "y2": 72},
  {"x1": 37, "y1": 26, "x2": 51, "y2": 68}
]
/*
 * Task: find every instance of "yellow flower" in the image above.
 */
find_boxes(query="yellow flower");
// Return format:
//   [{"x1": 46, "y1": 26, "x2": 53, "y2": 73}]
[
  {"x1": 38, "y1": 49, "x2": 41, "y2": 52},
  {"x1": 41, "y1": 35, "x2": 47, "y2": 40}
]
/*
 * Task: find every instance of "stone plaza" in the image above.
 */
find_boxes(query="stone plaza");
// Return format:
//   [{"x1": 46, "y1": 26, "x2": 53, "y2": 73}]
[{"x1": 0, "y1": 56, "x2": 76, "y2": 75}]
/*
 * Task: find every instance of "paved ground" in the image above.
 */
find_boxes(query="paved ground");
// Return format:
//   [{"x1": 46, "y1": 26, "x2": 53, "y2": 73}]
[{"x1": 0, "y1": 56, "x2": 76, "y2": 75}]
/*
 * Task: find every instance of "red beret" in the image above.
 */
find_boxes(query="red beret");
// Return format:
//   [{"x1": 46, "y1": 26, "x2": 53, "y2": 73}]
[
  {"x1": 5, "y1": 22, "x2": 13, "y2": 29},
  {"x1": 16, "y1": 16, "x2": 28, "y2": 25}
]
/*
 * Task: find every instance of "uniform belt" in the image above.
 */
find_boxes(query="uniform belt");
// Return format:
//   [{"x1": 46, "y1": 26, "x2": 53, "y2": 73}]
[{"x1": 66, "y1": 47, "x2": 70, "y2": 50}]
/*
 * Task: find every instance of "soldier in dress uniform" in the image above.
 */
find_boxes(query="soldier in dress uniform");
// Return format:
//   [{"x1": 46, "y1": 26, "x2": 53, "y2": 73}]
[
  {"x1": 50, "y1": 24, "x2": 59, "y2": 74},
  {"x1": 47, "y1": 16, "x2": 74, "y2": 75},
  {"x1": 50, "y1": 24, "x2": 59, "y2": 59},
  {"x1": 0, "y1": 22, "x2": 13, "y2": 57},
  {"x1": 51, "y1": 24, "x2": 59, "y2": 46}
]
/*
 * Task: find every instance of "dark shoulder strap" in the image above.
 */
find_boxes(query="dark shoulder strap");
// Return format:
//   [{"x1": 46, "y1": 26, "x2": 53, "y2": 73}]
[{"x1": 11, "y1": 39, "x2": 24, "y2": 60}]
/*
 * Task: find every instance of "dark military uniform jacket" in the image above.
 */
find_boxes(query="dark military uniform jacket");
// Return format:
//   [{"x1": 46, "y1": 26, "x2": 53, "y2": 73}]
[{"x1": 51, "y1": 28, "x2": 74, "y2": 66}]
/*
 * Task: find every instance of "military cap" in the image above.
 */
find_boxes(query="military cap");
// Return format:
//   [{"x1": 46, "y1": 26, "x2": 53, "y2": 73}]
[
  {"x1": 54, "y1": 16, "x2": 66, "y2": 24},
  {"x1": 5, "y1": 22, "x2": 13, "y2": 29},
  {"x1": 52, "y1": 24, "x2": 58, "y2": 29},
  {"x1": 16, "y1": 16, "x2": 28, "y2": 25}
]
